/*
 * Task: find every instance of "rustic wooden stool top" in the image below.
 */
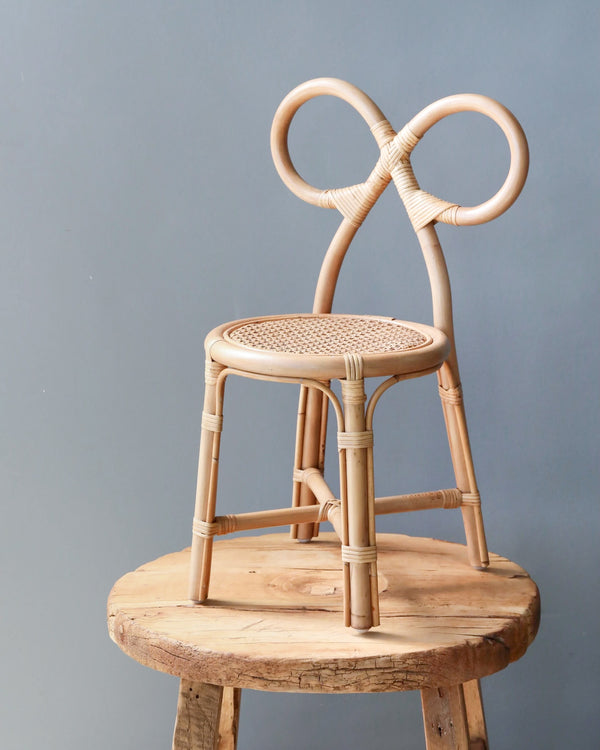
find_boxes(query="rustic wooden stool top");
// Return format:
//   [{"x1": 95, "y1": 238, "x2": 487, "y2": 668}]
[
  {"x1": 108, "y1": 533, "x2": 539, "y2": 747},
  {"x1": 108, "y1": 533, "x2": 538, "y2": 692}
]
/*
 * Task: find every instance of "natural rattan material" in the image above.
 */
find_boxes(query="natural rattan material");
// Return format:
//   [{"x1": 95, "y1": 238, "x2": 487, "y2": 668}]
[
  {"x1": 188, "y1": 78, "x2": 529, "y2": 633},
  {"x1": 225, "y1": 315, "x2": 430, "y2": 356}
]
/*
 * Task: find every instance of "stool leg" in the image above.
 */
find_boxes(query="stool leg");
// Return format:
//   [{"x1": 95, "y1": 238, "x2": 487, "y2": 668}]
[
  {"x1": 339, "y1": 354, "x2": 378, "y2": 631},
  {"x1": 189, "y1": 360, "x2": 225, "y2": 602},
  {"x1": 438, "y1": 369, "x2": 489, "y2": 570},
  {"x1": 216, "y1": 687, "x2": 242, "y2": 750},
  {"x1": 463, "y1": 679, "x2": 488, "y2": 749},
  {"x1": 172, "y1": 680, "x2": 223, "y2": 750},
  {"x1": 421, "y1": 684, "x2": 470, "y2": 749}
]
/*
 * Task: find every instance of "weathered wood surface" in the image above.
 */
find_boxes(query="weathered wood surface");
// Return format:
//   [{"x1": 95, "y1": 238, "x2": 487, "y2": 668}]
[
  {"x1": 421, "y1": 684, "x2": 470, "y2": 749},
  {"x1": 216, "y1": 687, "x2": 241, "y2": 750},
  {"x1": 462, "y1": 679, "x2": 488, "y2": 748},
  {"x1": 172, "y1": 680, "x2": 223, "y2": 750},
  {"x1": 171, "y1": 681, "x2": 240, "y2": 750},
  {"x1": 108, "y1": 533, "x2": 539, "y2": 693}
]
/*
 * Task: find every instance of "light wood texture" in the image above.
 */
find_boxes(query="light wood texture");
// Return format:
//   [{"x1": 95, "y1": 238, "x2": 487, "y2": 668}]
[
  {"x1": 172, "y1": 680, "x2": 223, "y2": 750},
  {"x1": 216, "y1": 687, "x2": 241, "y2": 750},
  {"x1": 420, "y1": 679, "x2": 489, "y2": 749},
  {"x1": 189, "y1": 361, "x2": 225, "y2": 602},
  {"x1": 295, "y1": 386, "x2": 324, "y2": 540},
  {"x1": 421, "y1": 685, "x2": 470, "y2": 749},
  {"x1": 340, "y1": 360, "x2": 375, "y2": 630},
  {"x1": 462, "y1": 679, "x2": 488, "y2": 749},
  {"x1": 108, "y1": 533, "x2": 539, "y2": 694}
]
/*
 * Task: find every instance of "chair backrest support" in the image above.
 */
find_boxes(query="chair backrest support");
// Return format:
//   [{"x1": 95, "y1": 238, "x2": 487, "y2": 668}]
[{"x1": 270, "y1": 78, "x2": 529, "y2": 384}]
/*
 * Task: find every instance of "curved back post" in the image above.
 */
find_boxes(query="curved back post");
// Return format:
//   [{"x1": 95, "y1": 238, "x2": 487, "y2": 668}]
[
  {"x1": 271, "y1": 77, "x2": 529, "y2": 343},
  {"x1": 271, "y1": 78, "x2": 395, "y2": 314}
]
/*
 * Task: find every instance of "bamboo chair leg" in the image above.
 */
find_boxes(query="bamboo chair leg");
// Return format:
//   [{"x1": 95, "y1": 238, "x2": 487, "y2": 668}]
[
  {"x1": 438, "y1": 371, "x2": 489, "y2": 569},
  {"x1": 340, "y1": 354, "x2": 377, "y2": 631},
  {"x1": 188, "y1": 361, "x2": 225, "y2": 602},
  {"x1": 173, "y1": 680, "x2": 224, "y2": 750},
  {"x1": 293, "y1": 387, "x2": 326, "y2": 541},
  {"x1": 421, "y1": 684, "x2": 470, "y2": 750}
]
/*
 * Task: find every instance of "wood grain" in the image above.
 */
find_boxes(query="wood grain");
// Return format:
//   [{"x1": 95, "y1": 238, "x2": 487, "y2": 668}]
[
  {"x1": 463, "y1": 679, "x2": 488, "y2": 748},
  {"x1": 108, "y1": 533, "x2": 539, "y2": 694},
  {"x1": 172, "y1": 681, "x2": 223, "y2": 750},
  {"x1": 216, "y1": 687, "x2": 241, "y2": 750},
  {"x1": 421, "y1": 685, "x2": 469, "y2": 749}
]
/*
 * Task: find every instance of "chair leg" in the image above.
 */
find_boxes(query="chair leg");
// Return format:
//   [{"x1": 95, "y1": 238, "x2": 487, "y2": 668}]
[
  {"x1": 188, "y1": 360, "x2": 225, "y2": 602},
  {"x1": 291, "y1": 386, "x2": 327, "y2": 541},
  {"x1": 339, "y1": 354, "x2": 378, "y2": 631},
  {"x1": 438, "y1": 372, "x2": 489, "y2": 569}
]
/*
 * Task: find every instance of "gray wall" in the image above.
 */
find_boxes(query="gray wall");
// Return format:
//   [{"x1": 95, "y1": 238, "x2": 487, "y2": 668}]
[{"x1": 1, "y1": 2, "x2": 598, "y2": 748}]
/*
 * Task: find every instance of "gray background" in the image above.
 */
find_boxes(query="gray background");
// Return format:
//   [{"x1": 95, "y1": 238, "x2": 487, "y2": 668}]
[{"x1": 1, "y1": 2, "x2": 598, "y2": 748}]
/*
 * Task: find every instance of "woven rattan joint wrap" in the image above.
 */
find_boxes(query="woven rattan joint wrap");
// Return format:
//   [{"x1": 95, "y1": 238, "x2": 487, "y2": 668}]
[
  {"x1": 192, "y1": 518, "x2": 219, "y2": 538},
  {"x1": 205, "y1": 360, "x2": 224, "y2": 385},
  {"x1": 340, "y1": 380, "x2": 366, "y2": 405},
  {"x1": 319, "y1": 157, "x2": 390, "y2": 227},
  {"x1": 341, "y1": 545, "x2": 378, "y2": 564},
  {"x1": 439, "y1": 384, "x2": 463, "y2": 405},
  {"x1": 317, "y1": 499, "x2": 341, "y2": 523},
  {"x1": 215, "y1": 515, "x2": 238, "y2": 534},
  {"x1": 337, "y1": 430, "x2": 374, "y2": 450},
  {"x1": 370, "y1": 119, "x2": 396, "y2": 147},
  {"x1": 226, "y1": 316, "x2": 429, "y2": 356},
  {"x1": 440, "y1": 488, "x2": 463, "y2": 509},
  {"x1": 343, "y1": 352, "x2": 364, "y2": 381},
  {"x1": 201, "y1": 412, "x2": 223, "y2": 433},
  {"x1": 315, "y1": 116, "x2": 460, "y2": 231},
  {"x1": 384, "y1": 124, "x2": 420, "y2": 164},
  {"x1": 461, "y1": 492, "x2": 481, "y2": 507}
]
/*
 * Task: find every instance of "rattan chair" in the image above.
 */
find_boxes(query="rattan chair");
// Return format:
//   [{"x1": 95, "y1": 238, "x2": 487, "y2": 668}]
[{"x1": 187, "y1": 77, "x2": 528, "y2": 632}]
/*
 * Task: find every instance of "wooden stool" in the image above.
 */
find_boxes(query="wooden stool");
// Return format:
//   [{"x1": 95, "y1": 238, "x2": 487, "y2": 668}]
[
  {"x1": 108, "y1": 533, "x2": 540, "y2": 749},
  {"x1": 108, "y1": 78, "x2": 535, "y2": 747}
]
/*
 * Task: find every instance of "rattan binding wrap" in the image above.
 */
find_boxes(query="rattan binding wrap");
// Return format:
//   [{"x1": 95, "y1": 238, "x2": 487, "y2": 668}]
[{"x1": 225, "y1": 315, "x2": 430, "y2": 356}]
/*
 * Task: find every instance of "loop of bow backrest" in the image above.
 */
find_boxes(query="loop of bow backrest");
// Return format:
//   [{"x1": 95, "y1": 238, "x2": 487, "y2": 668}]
[{"x1": 270, "y1": 78, "x2": 528, "y2": 232}]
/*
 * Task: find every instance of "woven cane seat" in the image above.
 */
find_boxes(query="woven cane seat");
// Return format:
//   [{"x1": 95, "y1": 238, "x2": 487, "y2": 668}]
[{"x1": 206, "y1": 313, "x2": 450, "y2": 379}]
